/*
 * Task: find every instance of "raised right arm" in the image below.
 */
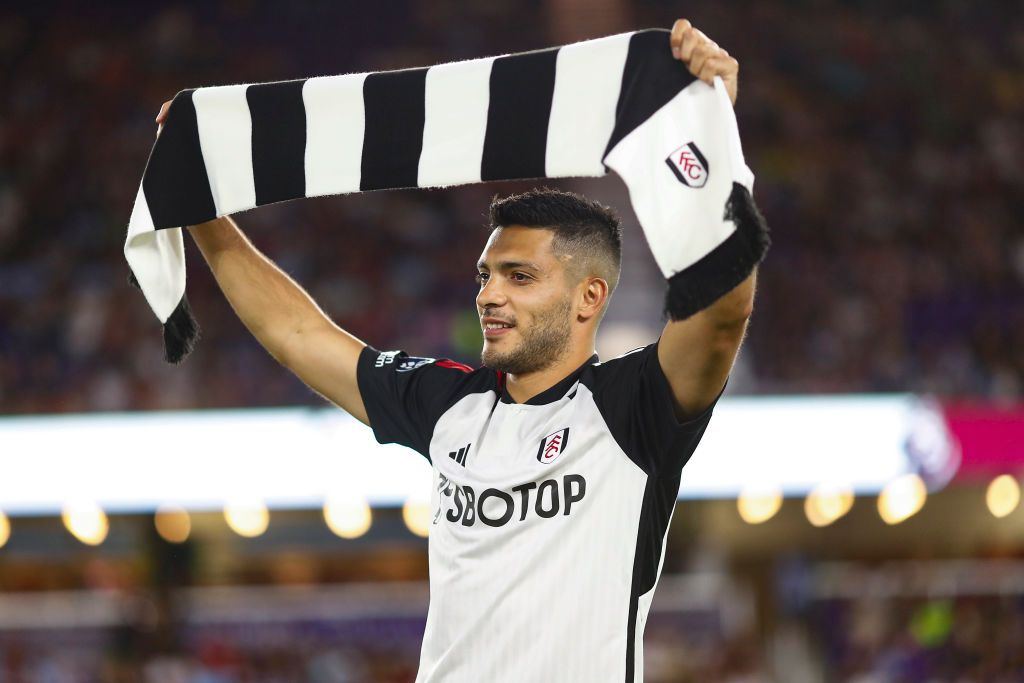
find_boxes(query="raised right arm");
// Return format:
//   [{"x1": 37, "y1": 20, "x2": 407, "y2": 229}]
[
  {"x1": 153, "y1": 99, "x2": 371, "y2": 423},
  {"x1": 188, "y1": 216, "x2": 370, "y2": 425}
]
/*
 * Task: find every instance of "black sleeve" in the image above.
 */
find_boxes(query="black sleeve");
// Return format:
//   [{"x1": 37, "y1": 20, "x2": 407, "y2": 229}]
[
  {"x1": 356, "y1": 346, "x2": 478, "y2": 462},
  {"x1": 590, "y1": 341, "x2": 723, "y2": 477}
]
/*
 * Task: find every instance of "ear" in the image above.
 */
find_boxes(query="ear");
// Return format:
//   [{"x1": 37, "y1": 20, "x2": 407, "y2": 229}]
[{"x1": 576, "y1": 277, "x2": 609, "y2": 323}]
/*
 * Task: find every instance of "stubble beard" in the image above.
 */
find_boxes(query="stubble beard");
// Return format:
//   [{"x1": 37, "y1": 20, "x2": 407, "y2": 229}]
[{"x1": 481, "y1": 295, "x2": 574, "y2": 375}]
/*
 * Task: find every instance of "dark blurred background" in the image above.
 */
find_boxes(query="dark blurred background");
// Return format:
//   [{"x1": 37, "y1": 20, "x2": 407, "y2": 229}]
[
  {"x1": 0, "y1": 0, "x2": 1022, "y2": 681},
  {"x1": 2, "y1": 0, "x2": 1021, "y2": 414}
]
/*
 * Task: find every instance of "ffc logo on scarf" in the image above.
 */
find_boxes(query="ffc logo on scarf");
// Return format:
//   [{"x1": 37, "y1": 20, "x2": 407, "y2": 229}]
[
  {"x1": 665, "y1": 141, "x2": 709, "y2": 188},
  {"x1": 537, "y1": 428, "x2": 570, "y2": 464}
]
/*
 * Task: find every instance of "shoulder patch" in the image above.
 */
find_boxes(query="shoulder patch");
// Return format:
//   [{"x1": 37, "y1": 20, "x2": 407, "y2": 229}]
[
  {"x1": 396, "y1": 357, "x2": 435, "y2": 372},
  {"x1": 375, "y1": 350, "x2": 400, "y2": 368}
]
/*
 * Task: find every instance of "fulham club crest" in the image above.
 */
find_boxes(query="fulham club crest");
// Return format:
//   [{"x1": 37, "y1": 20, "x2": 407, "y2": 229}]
[
  {"x1": 665, "y1": 142, "x2": 709, "y2": 188},
  {"x1": 537, "y1": 428, "x2": 570, "y2": 465}
]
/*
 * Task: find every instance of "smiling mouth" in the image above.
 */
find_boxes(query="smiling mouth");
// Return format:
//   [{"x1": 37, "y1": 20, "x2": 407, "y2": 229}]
[{"x1": 482, "y1": 320, "x2": 515, "y2": 338}]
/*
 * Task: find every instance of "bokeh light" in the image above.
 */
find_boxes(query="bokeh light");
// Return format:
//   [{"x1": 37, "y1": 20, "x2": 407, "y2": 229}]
[
  {"x1": 0, "y1": 510, "x2": 9, "y2": 548},
  {"x1": 154, "y1": 505, "x2": 192, "y2": 543},
  {"x1": 986, "y1": 475, "x2": 1021, "y2": 519},
  {"x1": 224, "y1": 499, "x2": 270, "y2": 538},
  {"x1": 324, "y1": 498, "x2": 372, "y2": 539},
  {"x1": 402, "y1": 500, "x2": 433, "y2": 538},
  {"x1": 62, "y1": 501, "x2": 109, "y2": 546},
  {"x1": 878, "y1": 474, "x2": 927, "y2": 525},
  {"x1": 804, "y1": 485, "x2": 855, "y2": 527},
  {"x1": 737, "y1": 486, "x2": 783, "y2": 524}
]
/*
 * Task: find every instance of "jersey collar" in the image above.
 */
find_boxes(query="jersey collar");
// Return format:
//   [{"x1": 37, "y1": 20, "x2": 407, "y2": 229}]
[{"x1": 498, "y1": 354, "x2": 599, "y2": 405}]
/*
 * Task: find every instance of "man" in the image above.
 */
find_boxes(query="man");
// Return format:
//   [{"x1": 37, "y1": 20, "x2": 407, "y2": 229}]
[{"x1": 157, "y1": 18, "x2": 753, "y2": 682}]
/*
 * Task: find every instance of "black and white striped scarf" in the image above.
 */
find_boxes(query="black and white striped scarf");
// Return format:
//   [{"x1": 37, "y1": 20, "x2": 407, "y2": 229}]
[{"x1": 126, "y1": 29, "x2": 768, "y2": 363}]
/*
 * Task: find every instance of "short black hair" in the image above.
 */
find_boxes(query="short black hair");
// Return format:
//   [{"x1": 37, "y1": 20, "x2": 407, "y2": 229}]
[{"x1": 487, "y1": 187, "x2": 623, "y2": 292}]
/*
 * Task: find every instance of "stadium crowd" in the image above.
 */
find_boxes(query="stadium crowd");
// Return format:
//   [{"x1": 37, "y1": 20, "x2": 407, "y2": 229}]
[
  {"x1": 5, "y1": 587, "x2": 1024, "y2": 681},
  {"x1": 0, "y1": 618, "x2": 767, "y2": 683},
  {"x1": 815, "y1": 593, "x2": 1024, "y2": 682},
  {"x1": 0, "y1": 0, "x2": 1021, "y2": 414}
]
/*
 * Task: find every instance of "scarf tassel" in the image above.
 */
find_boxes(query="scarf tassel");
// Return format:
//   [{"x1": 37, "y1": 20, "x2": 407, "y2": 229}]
[
  {"x1": 128, "y1": 272, "x2": 201, "y2": 364},
  {"x1": 664, "y1": 183, "x2": 771, "y2": 322}
]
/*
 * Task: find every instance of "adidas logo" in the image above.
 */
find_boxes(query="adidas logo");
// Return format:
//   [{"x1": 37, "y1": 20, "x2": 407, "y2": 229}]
[{"x1": 448, "y1": 443, "x2": 470, "y2": 467}]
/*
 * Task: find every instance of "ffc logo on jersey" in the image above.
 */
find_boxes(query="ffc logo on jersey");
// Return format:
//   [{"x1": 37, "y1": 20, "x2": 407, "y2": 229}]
[
  {"x1": 537, "y1": 428, "x2": 570, "y2": 464},
  {"x1": 665, "y1": 142, "x2": 709, "y2": 188}
]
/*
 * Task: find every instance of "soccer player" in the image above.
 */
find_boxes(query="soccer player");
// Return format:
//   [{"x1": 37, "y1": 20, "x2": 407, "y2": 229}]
[{"x1": 158, "y1": 18, "x2": 752, "y2": 682}]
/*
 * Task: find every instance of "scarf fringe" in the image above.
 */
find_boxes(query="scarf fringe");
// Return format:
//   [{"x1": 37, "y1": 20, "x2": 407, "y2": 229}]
[
  {"x1": 663, "y1": 183, "x2": 771, "y2": 321},
  {"x1": 129, "y1": 272, "x2": 200, "y2": 363}
]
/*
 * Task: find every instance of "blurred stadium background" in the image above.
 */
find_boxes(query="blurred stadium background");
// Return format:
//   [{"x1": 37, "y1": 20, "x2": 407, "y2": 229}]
[{"x1": 1, "y1": 0, "x2": 1022, "y2": 681}]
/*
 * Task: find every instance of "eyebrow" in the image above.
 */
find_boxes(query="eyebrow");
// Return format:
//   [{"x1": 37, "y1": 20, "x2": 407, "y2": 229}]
[{"x1": 476, "y1": 260, "x2": 543, "y2": 272}]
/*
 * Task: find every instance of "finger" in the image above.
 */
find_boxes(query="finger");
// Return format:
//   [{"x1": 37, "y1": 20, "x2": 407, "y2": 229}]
[
  {"x1": 696, "y1": 60, "x2": 721, "y2": 85},
  {"x1": 693, "y1": 41, "x2": 730, "y2": 78},
  {"x1": 723, "y1": 54, "x2": 739, "y2": 77},
  {"x1": 688, "y1": 41, "x2": 715, "y2": 76},
  {"x1": 678, "y1": 27, "x2": 707, "y2": 62},
  {"x1": 670, "y1": 18, "x2": 691, "y2": 58},
  {"x1": 155, "y1": 100, "x2": 172, "y2": 125},
  {"x1": 700, "y1": 54, "x2": 741, "y2": 83},
  {"x1": 697, "y1": 55, "x2": 739, "y2": 84}
]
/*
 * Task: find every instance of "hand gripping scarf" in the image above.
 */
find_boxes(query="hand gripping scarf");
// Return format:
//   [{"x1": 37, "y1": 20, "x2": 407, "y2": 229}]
[{"x1": 125, "y1": 29, "x2": 769, "y2": 363}]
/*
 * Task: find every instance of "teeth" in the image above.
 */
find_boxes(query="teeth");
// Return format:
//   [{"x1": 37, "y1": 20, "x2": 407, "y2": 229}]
[{"x1": 485, "y1": 323, "x2": 511, "y2": 330}]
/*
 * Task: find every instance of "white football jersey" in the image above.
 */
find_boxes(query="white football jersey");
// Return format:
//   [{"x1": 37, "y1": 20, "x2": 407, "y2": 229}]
[{"x1": 357, "y1": 342, "x2": 719, "y2": 682}]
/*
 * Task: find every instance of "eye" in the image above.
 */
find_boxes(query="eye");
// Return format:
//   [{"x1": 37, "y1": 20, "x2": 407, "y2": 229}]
[
  {"x1": 511, "y1": 272, "x2": 530, "y2": 282},
  {"x1": 475, "y1": 272, "x2": 489, "y2": 285}
]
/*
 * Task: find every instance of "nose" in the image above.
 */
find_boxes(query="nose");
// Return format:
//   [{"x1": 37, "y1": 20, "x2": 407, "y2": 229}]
[{"x1": 476, "y1": 275, "x2": 508, "y2": 312}]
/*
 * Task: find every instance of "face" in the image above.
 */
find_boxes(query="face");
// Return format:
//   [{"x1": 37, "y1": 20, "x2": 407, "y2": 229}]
[{"x1": 475, "y1": 226, "x2": 576, "y2": 375}]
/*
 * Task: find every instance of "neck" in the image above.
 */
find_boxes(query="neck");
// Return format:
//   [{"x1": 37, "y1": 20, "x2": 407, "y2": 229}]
[{"x1": 504, "y1": 342, "x2": 596, "y2": 404}]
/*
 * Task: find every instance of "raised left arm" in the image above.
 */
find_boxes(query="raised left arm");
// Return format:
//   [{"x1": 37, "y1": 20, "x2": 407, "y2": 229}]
[
  {"x1": 658, "y1": 271, "x2": 756, "y2": 419},
  {"x1": 659, "y1": 19, "x2": 751, "y2": 420}
]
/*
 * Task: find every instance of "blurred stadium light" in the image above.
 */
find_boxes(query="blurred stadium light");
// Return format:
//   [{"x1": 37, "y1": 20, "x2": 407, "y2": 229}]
[
  {"x1": 803, "y1": 483, "x2": 855, "y2": 527},
  {"x1": 0, "y1": 510, "x2": 9, "y2": 548},
  {"x1": 736, "y1": 485, "x2": 783, "y2": 524},
  {"x1": 877, "y1": 473, "x2": 928, "y2": 525},
  {"x1": 985, "y1": 474, "x2": 1022, "y2": 519},
  {"x1": 0, "y1": 394, "x2": 960, "y2": 515},
  {"x1": 402, "y1": 500, "x2": 432, "y2": 538},
  {"x1": 323, "y1": 497, "x2": 373, "y2": 539},
  {"x1": 154, "y1": 504, "x2": 191, "y2": 542},
  {"x1": 60, "y1": 500, "x2": 108, "y2": 545},
  {"x1": 223, "y1": 498, "x2": 270, "y2": 537}
]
